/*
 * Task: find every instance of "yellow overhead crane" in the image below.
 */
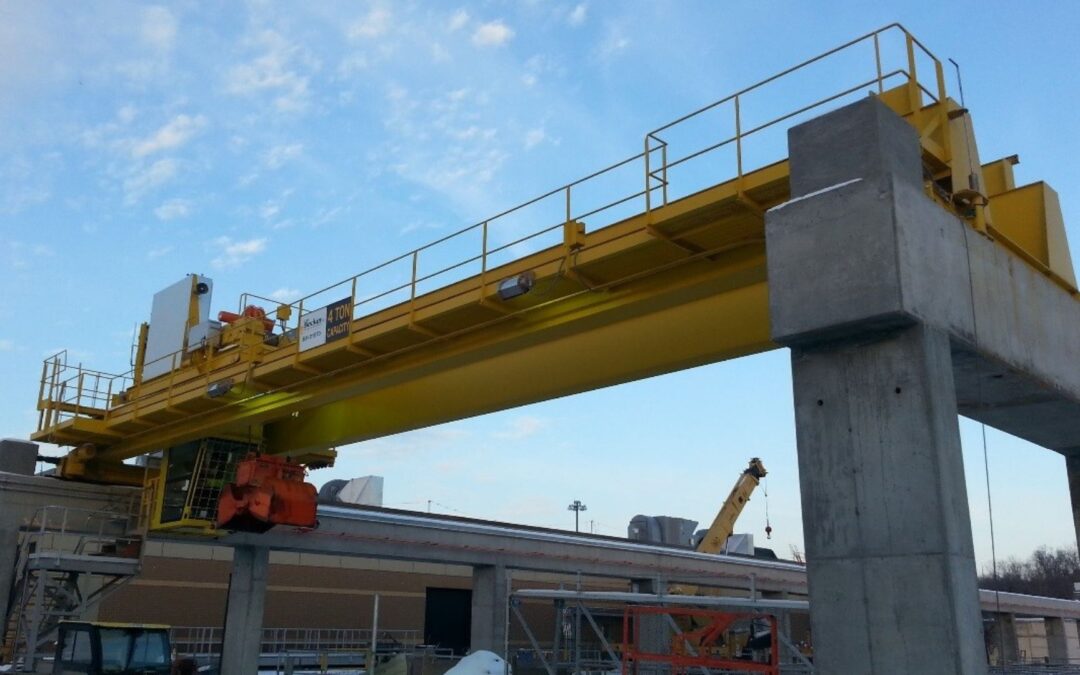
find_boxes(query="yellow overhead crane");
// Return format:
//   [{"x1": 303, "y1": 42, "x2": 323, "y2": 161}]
[{"x1": 31, "y1": 25, "x2": 1077, "y2": 534}]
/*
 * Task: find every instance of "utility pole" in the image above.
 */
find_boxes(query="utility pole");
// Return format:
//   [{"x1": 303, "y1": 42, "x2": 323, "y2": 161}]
[{"x1": 567, "y1": 500, "x2": 587, "y2": 532}]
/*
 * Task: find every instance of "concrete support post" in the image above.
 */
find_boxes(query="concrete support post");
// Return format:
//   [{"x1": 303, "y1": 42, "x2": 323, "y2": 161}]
[
  {"x1": 986, "y1": 613, "x2": 1019, "y2": 665},
  {"x1": 470, "y1": 564, "x2": 510, "y2": 655},
  {"x1": 1045, "y1": 617, "x2": 1080, "y2": 665},
  {"x1": 220, "y1": 546, "x2": 270, "y2": 675},
  {"x1": 768, "y1": 97, "x2": 987, "y2": 674},
  {"x1": 790, "y1": 325, "x2": 986, "y2": 673},
  {"x1": 0, "y1": 440, "x2": 37, "y2": 628}
]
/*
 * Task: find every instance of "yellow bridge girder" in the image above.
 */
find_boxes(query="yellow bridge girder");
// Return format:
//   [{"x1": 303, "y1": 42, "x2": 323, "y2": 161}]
[{"x1": 32, "y1": 25, "x2": 1078, "y2": 488}]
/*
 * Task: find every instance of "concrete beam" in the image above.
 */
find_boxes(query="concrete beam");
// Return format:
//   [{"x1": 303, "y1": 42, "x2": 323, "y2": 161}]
[
  {"x1": 470, "y1": 565, "x2": 510, "y2": 655},
  {"x1": 220, "y1": 545, "x2": 269, "y2": 675},
  {"x1": 769, "y1": 99, "x2": 1080, "y2": 456},
  {"x1": 217, "y1": 506, "x2": 809, "y2": 594}
]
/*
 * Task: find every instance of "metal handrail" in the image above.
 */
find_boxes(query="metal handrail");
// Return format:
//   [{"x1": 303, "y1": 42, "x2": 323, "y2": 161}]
[{"x1": 37, "y1": 24, "x2": 948, "y2": 432}]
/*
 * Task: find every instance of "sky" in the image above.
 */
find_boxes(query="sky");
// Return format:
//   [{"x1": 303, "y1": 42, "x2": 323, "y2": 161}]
[{"x1": 1, "y1": 1, "x2": 1079, "y2": 571}]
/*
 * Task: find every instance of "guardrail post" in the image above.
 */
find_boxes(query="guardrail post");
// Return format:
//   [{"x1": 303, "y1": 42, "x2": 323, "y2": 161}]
[
  {"x1": 644, "y1": 137, "x2": 652, "y2": 212},
  {"x1": 905, "y1": 33, "x2": 923, "y2": 134},
  {"x1": 735, "y1": 95, "x2": 743, "y2": 179},
  {"x1": 873, "y1": 33, "x2": 884, "y2": 94}
]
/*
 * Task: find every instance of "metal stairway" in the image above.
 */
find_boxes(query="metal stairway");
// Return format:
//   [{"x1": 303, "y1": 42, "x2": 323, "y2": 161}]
[{"x1": 1, "y1": 504, "x2": 143, "y2": 672}]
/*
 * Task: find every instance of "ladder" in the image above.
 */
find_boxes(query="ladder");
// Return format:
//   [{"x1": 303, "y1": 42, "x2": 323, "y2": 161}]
[{"x1": 1, "y1": 503, "x2": 143, "y2": 672}]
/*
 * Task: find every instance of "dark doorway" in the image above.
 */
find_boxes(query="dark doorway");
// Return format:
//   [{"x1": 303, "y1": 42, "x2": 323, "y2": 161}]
[{"x1": 424, "y1": 587, "x2": 472, "y2": 655}]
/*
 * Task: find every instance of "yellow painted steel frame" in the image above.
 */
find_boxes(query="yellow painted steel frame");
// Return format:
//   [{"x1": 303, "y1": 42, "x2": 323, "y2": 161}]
[{"x1": 28, "y1": 25, "x2": 1077, "y2": 534}]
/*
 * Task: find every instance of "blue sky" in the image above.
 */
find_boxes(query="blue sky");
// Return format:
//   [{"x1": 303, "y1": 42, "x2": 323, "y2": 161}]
[{"x1": 1, "y1": 1, "x2": 1078, "y2": 569}]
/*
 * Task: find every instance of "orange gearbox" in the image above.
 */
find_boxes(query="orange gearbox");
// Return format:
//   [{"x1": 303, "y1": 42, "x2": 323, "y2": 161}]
[{"x1": 216, "y1": 453, "x2": 318, "y2": 533}]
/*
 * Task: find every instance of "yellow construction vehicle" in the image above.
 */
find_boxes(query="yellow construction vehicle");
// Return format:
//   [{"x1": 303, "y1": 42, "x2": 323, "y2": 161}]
[
  {"x1": 695, "y1": 458, "x2": 768, "y2": 555},
  {"x1": 50, "y1": 621, "x2": 172, "y2": 675}
]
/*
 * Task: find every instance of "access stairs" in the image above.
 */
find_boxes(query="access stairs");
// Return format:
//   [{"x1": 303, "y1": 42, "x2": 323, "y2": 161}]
[{"x1": 1, "y1": 504, "x2": 143, "y2": 672}]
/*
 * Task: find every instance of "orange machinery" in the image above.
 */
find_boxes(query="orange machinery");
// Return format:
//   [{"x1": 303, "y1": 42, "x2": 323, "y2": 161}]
[{"x1": 216, "y1": 453, "x2": 319, "y2": 533}]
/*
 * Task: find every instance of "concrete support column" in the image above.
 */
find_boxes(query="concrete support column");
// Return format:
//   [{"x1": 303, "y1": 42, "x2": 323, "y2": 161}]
[
  {"x1": 986, "y1": 613, "x2": 1019, "y2": 665},
  {"x1": 790, "y1": 325, "x2": 986, "y2": 673},
  {"x1": 220, "y1": 546, "x2": 270, "y2": 675},
  {"x1": 0, "y1": 440, "x2": 37, "y2": 627},
  {"x1": 470, "y1": 564, "x2": 509, "y2": 655},
  {"x1": 1045, "y1": 617, "x2": 1080, "y2": 665},
  {"x1": 768, "y1": 97, "x2": 988, "y2": 674}
]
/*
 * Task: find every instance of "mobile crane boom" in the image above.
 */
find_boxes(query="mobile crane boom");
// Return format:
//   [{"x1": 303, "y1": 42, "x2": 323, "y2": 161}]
[{"x1": 696, "y1": 457, "x2": 767, "y2": 555}]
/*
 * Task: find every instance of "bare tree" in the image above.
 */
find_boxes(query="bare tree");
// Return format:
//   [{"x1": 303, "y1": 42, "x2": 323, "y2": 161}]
[{"x1": 979, "y1": 547, "x2": 1079, "y2": 599}]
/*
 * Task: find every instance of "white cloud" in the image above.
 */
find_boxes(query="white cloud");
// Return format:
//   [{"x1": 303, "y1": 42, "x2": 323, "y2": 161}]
[
  {"x1": 154, "y1": 198, "x2": 192, "y2": 221},
  {"x1": 133, "y1": 114, "x2": 207, "y2": 157},
  {"x1": 258, "y1": 201, "x2": 281, "y2": 220},
  {"x1": 522, "y1": 73, "x2": 537, "y2": 87},
  {"x1": 124, "y1": 158, "x2": 178, "y2": 203},
  {"x1": 146, "y1": 245, "x2": 173, "y2": 259},
  {"x1": 141, "y1": 6, "x2": 177, "y2": 51},
  {"x1": 117, "y1": 105, "x2": 138, "y2": 124},
  {"x1": 0, "y1": 339, "x2": 13, "y2": 351},
  {"x1": 210, "y1": 236, "x2": 267, "y2": 269},
  {"x1": 567, "y1": 3, "x2": 587, "y2": 27},
  {"x1": 263, "y1": 143, "x2": 303, "y2": 169},
  {"x1": 347, "y1": 7, "x2": 392, "y2": 39},
  {"x1": 524, "y1": 128, "x2": 545, "y2": 149},
  {"x1": 448, "y1": 9, "x2": 469, "y2": 32},
  {"x1": 492, "y1": 416, "x2": 546, "y2": 440},
  {"x1": 225, "y1": 30, "x2": 314, "y2": 113},
  {"x1": 472, "y1": 21, "x2": 514, "y2": 47},
  {"x1": 597, "y1": 27, "x2": 630, "y2": 59},
  {"x1": 269, "y1": 287, "x2": 301, "y2": 303}
]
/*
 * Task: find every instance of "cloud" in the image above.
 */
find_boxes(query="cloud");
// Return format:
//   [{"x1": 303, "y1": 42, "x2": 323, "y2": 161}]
[
  {"x1": 141, "y1": 6, "x2": 177, "y2": 51},
  {"x1": 447, "y1": 9, "x2": 469, "y2": 32},
  {"x1": 132, "y1": 114, "x2": 207, "y2": 158},
  {"x1": 225, "y1": 30, "x2": 315, "y2": 112},
  {"x1": 597, "y1": 27, "x2": 630, "y2": 59},
  {"x1": 0, "y1": 339, "x2": 13, "y2": 351},
  {"x1": 124, "y1": 158, "x2": 178, "y2": 203},
  {"x1": 263, "y1": 143, "x2": 303, "y2": 169},
  {"x1": 347, "y1": 7, "x2": 392, "y2": 39},
  {"x1": 269, "y1": 287, "x2": 302, "y2": 303},
  {"x1": 210, "y1": 236, "x2": 267, "y2": 269},
  {"x1": 567, "y1": 4, "x2": 587, "y2": 27},
  {"x1": 492, "y1": 415, "x2": 546, "y2": 441},
  {"x1": 154, "y1": 198, "x2": 192, "y2": 221},
  {"x1": 524, "y1": 128, "x2": 545, "y2": 149},
  {"x1": 146, "y1": 245, "x2": 173, "y2": 260},
  {"x1": 258, "y1": 200, "x2": 281, "y2": 220},
  {"x1": 472, "y1": 21, "x2": 514, "y2": 47}
]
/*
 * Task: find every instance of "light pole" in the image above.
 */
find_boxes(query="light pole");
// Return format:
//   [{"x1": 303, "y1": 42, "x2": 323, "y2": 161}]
[{"x1": 567, "y1": 500, "x2": 587, "y2": 532}]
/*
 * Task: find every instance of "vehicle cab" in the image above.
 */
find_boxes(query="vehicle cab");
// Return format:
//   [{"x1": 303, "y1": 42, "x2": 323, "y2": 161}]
[{"x1": 52, "y1": 621, "x2": 171, "y2": 674}]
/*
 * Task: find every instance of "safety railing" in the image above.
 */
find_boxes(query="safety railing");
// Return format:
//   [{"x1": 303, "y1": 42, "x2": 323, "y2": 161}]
[
  {"x1": 170, "y1": 626, "x2": 424, "y2": 658},
  {"x1": 37, "y1": 351, "x2": 134, "y2": 431},
  {"x1": 239, "y1": 23, "x2": 946, "y2": 334},
  {"x1": 38, "y1": 24, "x2": 949, "y2": 430},
  {"x1": 21, "y1": 504, "x2": 142, "y2": 558}
]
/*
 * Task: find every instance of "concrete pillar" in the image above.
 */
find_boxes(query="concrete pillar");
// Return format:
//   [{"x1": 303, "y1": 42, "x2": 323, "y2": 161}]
[
  {"x1": 1046, "y1": 617, "x2": 1080, "y2": 665},
  {"x1": 1065, "y1": 453, "x2": 1080, "y2": 553},
  {"x1": 470, "y1": 564, "x2": 509, "y2": 655},
  {"x1": 768, "y1": 97, "x2": 986, "y2": 674},
  {"x1": 220, "y1": 546, "x2": 269, "y2": 675},
  {"x1": 986, "y1": 613, "x2": 1019, "y2": 665},
  {"x1": 0, "y1": 440, "x2": 37, "y2": 627}
]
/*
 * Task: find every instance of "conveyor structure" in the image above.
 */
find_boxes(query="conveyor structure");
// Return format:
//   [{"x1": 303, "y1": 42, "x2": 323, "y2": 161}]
[{"x1": 29, "y1": 24, "x2": 1078, "y2": 534}]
